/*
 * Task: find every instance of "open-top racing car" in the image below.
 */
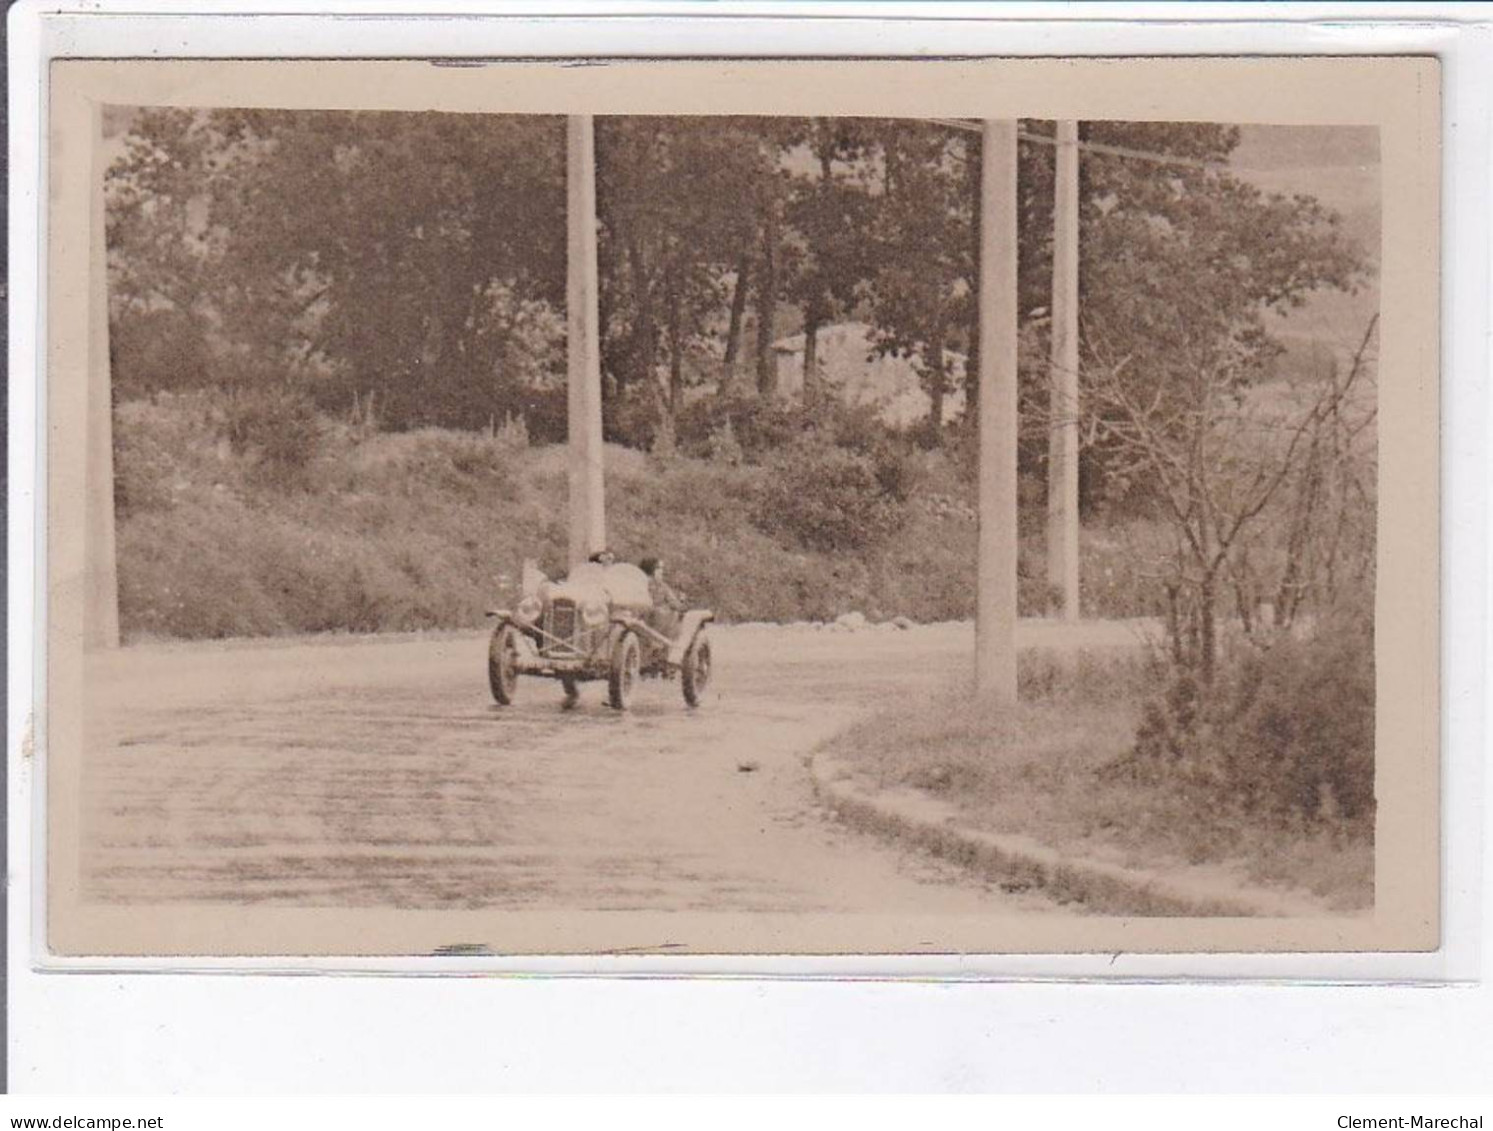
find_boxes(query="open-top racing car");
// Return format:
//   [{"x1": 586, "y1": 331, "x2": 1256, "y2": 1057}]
[{"x1": 485, "y1": 560, "x2": 713, "y2": 710}]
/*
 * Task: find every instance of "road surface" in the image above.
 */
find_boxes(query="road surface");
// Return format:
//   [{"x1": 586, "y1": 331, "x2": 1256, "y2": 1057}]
[{"x1": 81, "y1": 620, "x2": 1148, "y2": 917}]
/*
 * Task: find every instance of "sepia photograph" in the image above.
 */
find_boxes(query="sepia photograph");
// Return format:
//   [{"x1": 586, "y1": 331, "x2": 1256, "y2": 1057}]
[{"x1": 40, "y1": 58, "x2": 1441, "y2": 958}]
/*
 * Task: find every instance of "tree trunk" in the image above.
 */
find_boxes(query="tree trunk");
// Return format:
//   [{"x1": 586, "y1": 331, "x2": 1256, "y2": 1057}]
[
  {"x1": 926, "y1": 319, "x2": 946, "y2": 448},
  {"x1": 723, "y1": 251, "x2": 751, "y2": 373},
  {"x1": 802, "y1": 311, "x2": 821, "y2": 409},
  {"x1": 666, "y1": 263, "x2": 684, "y2": 420},
  {"x1": 627, "y1": 237, "x2": 656, "y2": 390},
  {"x1": 755, "y1": 206, "x2": 779, "y2": 398},
  {"x1": 1198, "y1": 573, "x2": 1218, "y2": 686}
]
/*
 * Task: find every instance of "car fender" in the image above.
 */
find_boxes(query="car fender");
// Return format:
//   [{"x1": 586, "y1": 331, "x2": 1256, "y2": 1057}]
[
  {"x1": 604, "y1": 618, "x2": 638, "y2": 654},
  {"x1": 668, "y1": 610, "x2": 715, "y2": 668},
  {"x1": 486, "y1": 610, "x2": 541, "y2": 646}
]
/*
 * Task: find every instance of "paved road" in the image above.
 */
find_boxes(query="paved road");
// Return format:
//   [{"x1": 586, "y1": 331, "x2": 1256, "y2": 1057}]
[{"x1": 81, "y1": 620, "x2": 1148, "y2": 917}]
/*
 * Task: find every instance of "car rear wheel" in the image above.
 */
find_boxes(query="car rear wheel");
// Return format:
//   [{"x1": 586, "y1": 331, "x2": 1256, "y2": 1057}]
[
  {"x1": 681, "y1": 631, "x2": 712, "y2": 707},
  {"x1": 488, "y1": 623, "x2": 521, "y2": 706},
  {"x1": 608, "y1": 631, "x2": 641, "y2": 711}
]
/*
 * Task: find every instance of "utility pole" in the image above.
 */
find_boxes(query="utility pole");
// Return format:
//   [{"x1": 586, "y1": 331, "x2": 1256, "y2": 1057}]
[
  {"x1": 1046, "y1": 119, "x2": 1081, "y2": 622},
  {"x1": 975, "y1": 120, "x2": 1019, "y2": 703},
  {"x1": 87, "y1": 102, "x2": 120, "y2": 649},
  {"x1": 566, "y1": 115, "x2": 606, "y2": 569}
]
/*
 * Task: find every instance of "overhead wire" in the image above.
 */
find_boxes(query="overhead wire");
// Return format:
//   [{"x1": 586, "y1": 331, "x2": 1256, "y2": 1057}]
[{"x1": 926, "y1": 117, "x2": 1234, "y2": 173}]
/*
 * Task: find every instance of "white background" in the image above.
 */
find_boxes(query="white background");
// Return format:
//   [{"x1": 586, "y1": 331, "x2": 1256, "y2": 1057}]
[{"x1": 7, "y1": 1, "x2": 1492, "y2": 1093}]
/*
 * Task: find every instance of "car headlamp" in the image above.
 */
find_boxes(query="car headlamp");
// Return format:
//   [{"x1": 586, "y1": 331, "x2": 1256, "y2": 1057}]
[
  {"x1": 515, "y1": 595, "x2": 542, "y2": 626},
  {"x1": 581, "y1": 598, "x2": 608, "y2": 626}
]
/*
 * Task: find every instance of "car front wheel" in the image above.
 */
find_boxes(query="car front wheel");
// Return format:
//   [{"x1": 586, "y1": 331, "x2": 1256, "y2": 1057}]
[
  {"x1": 488, "y1": 623, "x2": 521, "y2": 706},
  {"x1": 681, "y1": 631, "x2": 712, "y2": 707},
  {"x1": 608, "y1": 631, "x2": 641, "y2": 711}
]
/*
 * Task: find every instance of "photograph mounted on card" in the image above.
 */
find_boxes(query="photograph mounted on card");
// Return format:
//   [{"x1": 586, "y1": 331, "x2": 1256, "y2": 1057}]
[{"x1": 42, "y1": 56, "x2": 1439, "y2": 958}]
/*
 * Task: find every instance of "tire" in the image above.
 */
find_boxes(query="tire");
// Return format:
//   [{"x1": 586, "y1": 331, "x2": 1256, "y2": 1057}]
[
  {"x1": 681, "y1": 631, "x2": 712, "y2": 708},
  {"x1": 607, "y1": 631, "x2": 641, "y2": 711},
  {"x1": 488, "y1": 623, "x2": 521, "y2": 706},
  {"x1": 560, "y1": 676, "x2": 580, "y2": 708}
]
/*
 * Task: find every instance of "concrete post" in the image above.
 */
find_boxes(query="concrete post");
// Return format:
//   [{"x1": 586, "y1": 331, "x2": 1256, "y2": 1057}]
[
  {"x1": 566, "y1": 115, "x2": 606, "y2": 569},
  {"x1": 1046, "y1": 119, "x2": 1081, "y2": 622},
  {"x1": 975, "y1": 120, "x2": 1019, "y2": 703}
]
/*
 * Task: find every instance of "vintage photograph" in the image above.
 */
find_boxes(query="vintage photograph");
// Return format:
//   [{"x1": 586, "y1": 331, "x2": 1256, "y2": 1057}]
[{"x1": 43, "y1": 59, "x2": 1440, "y2": 957}]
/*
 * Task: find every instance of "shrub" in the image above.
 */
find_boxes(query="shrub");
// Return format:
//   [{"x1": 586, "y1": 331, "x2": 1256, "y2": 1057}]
[
  {"x1": 605, "y1": 383, "x2": 664, "y2": 450},
  {"x1": 676, "y1": 392, "x2": 807, "y2": 461},
  {"x1": 219, "y1": 384, "x2": 323, "y2": 489},
  {"x1": 513, "y1": 385, "x2": 568, "y2": 446},
  {"x1": 109, "y1": 307, "x2": 214, "y2": 397},
  {"x1": 1114, "y1": 610, "x2": 1375, "y2": 830},
  {"x1": 1214, "y1": 615, "x2": 1375, "y2": 823},
  {"x1": 494, "y1": 412, "x2": 530, "y2": 453},
  {"x1": 706, "y1": 418, "x2": 744, "y2": 465},
  {"x1": 344, "y1": 428, "x2": 520, "y2": 505},
  {"x1": 752, "y1": 438, "x2": 904, "y2": 553}
]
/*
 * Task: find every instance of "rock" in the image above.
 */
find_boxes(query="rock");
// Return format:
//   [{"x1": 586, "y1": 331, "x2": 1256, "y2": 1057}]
[
  {"x1": 890, "y1": 615, "x2": 915, "y2": 631},
  {"x1": 835, "y1": 611, "x2": 868, "y2": 631}
]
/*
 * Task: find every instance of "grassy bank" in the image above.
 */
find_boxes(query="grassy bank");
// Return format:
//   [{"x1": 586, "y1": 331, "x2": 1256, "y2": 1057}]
[
  {"x1": 816, "y1": 647, "x2": 1373, "y2": 911},
  {"x1": 114, "y1": 393, "x2": 1164, "y2": 641}
]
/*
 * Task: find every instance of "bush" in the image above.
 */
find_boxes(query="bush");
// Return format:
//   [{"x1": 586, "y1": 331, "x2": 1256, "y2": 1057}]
[
  {"x1": 513, "y1": 385, "x2": 568, "y2": 446},
  {"x1": 752, "y1": 438, "x2": 904, "y2": 553},
  {"x1": 676, "y1": 392, "x2": 807, "y2": 462},
  {"x1": 1214, "y1": 615, "x2": 1375, "y2": 823},
  {"x1": 109, "y1": 307, "x2": 215, "y2": 397},
  {"x1": 1116, "y1": 611, "x2": 1375, "y2": 830},
  {"x1": 604, "y1": 383, "x2": 664, "y2": 450},
  {"x1": 219, "y1": 384, "x2": 323, "y2": 489}
]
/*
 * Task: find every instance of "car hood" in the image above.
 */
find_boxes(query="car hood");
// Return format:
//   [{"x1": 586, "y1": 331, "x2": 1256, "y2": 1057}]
[{"x1": 546, "y1": 562, "x2": 652, "y2": 610}]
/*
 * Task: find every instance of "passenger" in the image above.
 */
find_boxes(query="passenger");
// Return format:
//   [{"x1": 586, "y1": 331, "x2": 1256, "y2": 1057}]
[{"x1": 639, "y1": 556, "x2": 685, "y2": 639}]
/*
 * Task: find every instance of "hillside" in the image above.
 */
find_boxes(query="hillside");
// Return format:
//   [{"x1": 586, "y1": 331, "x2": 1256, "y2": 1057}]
[{"x1": 116, "y1": 393, "x2": 1106, "y2": 642}]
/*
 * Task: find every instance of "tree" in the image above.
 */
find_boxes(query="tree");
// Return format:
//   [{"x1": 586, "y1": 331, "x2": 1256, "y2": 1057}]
[
  {"x1": 105, "y1": 108, "x2": 244, "y2": 395},
  {"x1": 1085, "y1": 315, "x2": 1377, "y2": 684},
  {"x1": 1062, "y1": 124, "x2": 1365, "y2": 506},
  {"x1": 780, "y1": 119, "x2": 876, "y2": 407},
  {"x1": 596, "y1": 117, "x2": 778, "y2": 421},
  {"x1": 108, "y1": 108, "x2": 570, "y2": 431},
  {"x1": 863, "y1": 121, "x2": 976, "y2": 446}
]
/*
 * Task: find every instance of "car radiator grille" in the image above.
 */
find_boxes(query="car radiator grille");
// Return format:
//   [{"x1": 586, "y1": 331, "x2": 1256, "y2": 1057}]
[
  {"x1": 547, "y1": 600, "x2": 575, "y2": 640},
  {"x1": 544, "y1": 600, "x2": 578, "y2": 654}
]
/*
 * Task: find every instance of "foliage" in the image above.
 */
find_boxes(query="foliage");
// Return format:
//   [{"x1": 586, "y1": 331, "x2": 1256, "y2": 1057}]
[
  {"x1": 595, "y1": 117, "x2": 775, "y2": 412},
  {"x1": 1116, "y1": 605, "x2": 1375, "y2": 830},
  {"x1": 818, "y1": 643, "x2": 1371, "y2": 909},
  {"x1": 779, "y1": 120, "x2": 879, "y2": 406},
  {"x1": 1085, "y1": 316, "x2": 1378, "y2": 681},
  {"x1": 219, "y1": 383, "x2": 323, "y2": 487},
  {"x1": 751, "y1": 437, "x2": 905, "y2": 552},
  {"x1": 107, "y1": 107, "x2": 568, "y2": 433},
  {"x1": 675, "y1": 391, "x2": 809, "y2": 461},
  {"x1": 107, "y1": 109, "x2": 1369, "y2": 485},
  {"x1": 861, "y1": 120, "x2": 975, "y2": 446},
  {"x1": 117, "y1": 397, "x2": 1099, "y2": 638}
]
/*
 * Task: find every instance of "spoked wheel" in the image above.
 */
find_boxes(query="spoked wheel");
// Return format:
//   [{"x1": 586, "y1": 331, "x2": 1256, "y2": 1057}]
[
  {"x1": 681, "y1": 630, "x2": 712, "y2": 708},
  {"x1": 607, "y1": 631, "x2": 641, "y2": 711},
  {"x1": 488, "y1": 623, "x2": 521, "y2": 706},
  {"x1": 560, "y1": 676, "x2": 580, "y2": 709}
]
